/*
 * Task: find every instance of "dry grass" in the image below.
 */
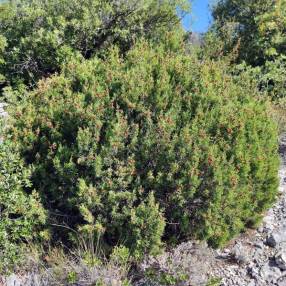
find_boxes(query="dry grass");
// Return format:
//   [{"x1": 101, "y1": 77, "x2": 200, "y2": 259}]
[{"x1": 0, "y1": 243, "x2": 131, "y2": 286}]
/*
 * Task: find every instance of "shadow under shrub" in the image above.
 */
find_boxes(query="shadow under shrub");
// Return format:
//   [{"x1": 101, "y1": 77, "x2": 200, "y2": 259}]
[{"x1": 6, "y1": 40, "x2": 279, "y2": 255}]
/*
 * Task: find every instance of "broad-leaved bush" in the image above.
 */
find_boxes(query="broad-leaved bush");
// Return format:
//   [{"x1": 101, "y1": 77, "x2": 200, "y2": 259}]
[{"x1": 0, "y1": 139, "x2": 46, "y2": 271}]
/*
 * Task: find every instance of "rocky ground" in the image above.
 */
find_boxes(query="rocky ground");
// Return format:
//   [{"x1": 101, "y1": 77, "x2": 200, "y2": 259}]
[{"x1": 210, "y1": 134, "x2": 286, "y2": 286}]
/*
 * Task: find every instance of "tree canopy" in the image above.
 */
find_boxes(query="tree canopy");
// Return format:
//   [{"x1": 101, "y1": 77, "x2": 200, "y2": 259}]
[
  {"x1": 213, "y1": 0, "x2": 286, "y2": 66},
  {"x1": 0, "y1": 0, "x2": 189, "y2": 88}
]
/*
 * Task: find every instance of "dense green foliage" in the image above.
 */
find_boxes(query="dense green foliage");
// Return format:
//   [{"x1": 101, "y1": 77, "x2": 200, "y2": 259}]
[
  {"x1": 0, "y1": 0, "x2": 189, "y2": 88},
  {"x1": 0, "y1": 0, "x2": 281, "y2": 276},
  {"x1": 211, "y1": 0, "x2": 286, "y2": 102},
  {"x1": 6, "y1": 40, "x2": 279, "y2": 252},
  {"x1": 0, "y1": 139, "x2": 46, "y2": 270},
  {"x1": 213, "y1": 0, "x2": 286, "y2": 66}
]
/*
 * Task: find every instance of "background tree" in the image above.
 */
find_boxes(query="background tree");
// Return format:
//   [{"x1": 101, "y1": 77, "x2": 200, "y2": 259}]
[
  {"x1": 208, "y1": 0, "x2": 286, "y2": 113},
  {"x1": 212, "y1": 0, "x2": 286, "y2": 66},
  {"x1": 0, "y1": 0, "x2": 189, "y2": 89}
]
